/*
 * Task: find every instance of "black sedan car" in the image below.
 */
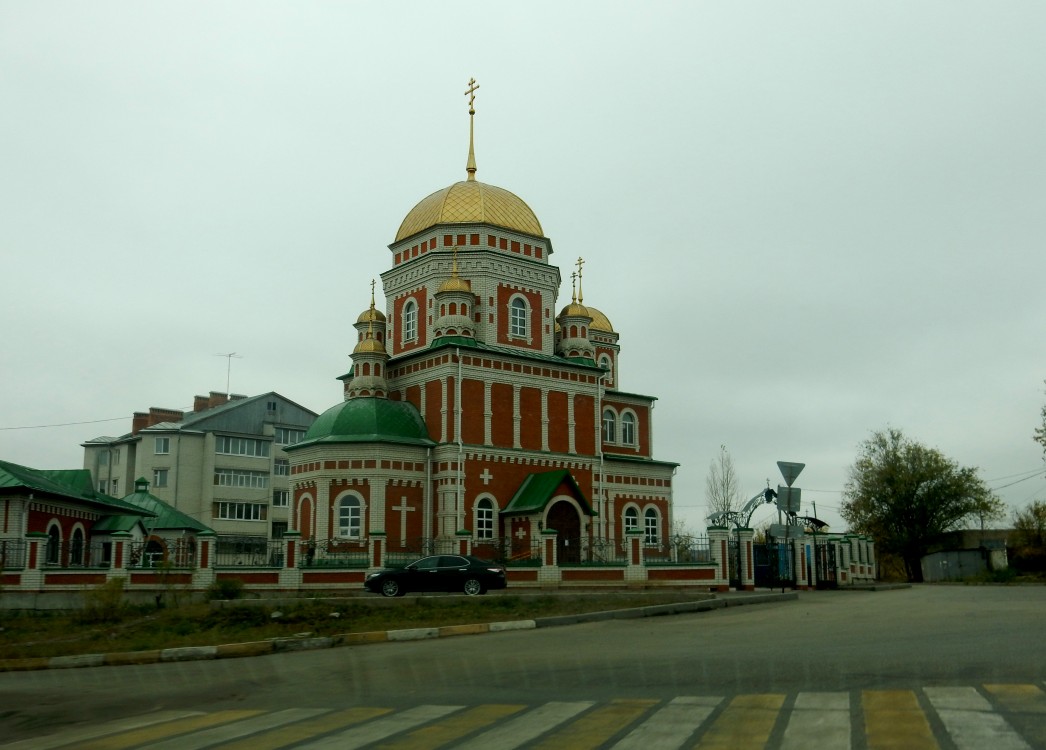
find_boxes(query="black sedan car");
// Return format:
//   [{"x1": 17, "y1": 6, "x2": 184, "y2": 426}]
[{"x1": 364, "y1": 554, "x2": 507, "y2": 597}]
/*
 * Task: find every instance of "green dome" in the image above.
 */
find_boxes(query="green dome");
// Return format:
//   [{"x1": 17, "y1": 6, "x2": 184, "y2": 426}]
[{"x1": 296, "y1": 398, "x2": 434, "y2": 447}]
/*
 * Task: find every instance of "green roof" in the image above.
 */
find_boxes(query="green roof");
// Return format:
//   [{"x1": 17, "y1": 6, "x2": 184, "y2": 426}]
[
  {"x1": 119, "y1": 478, "x2": 211, "y2": 532},
  {"x1": 0, "y1": 460, "x2": 154, "y2": 517},
  {"x1": 288, "y1": 397, "x2": 434, "y2": 450},
  {"x1": 501, "y1": 469, "x2": 597, "y2": 517}
]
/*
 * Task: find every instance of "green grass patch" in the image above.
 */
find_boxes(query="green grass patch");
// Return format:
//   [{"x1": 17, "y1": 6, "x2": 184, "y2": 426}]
[{"x1": 0, "y1": 591, "x2": 707, "y2": 660}]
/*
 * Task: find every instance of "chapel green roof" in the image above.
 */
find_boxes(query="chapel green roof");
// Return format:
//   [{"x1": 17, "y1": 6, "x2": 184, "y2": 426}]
[
  {"x1": 501, "y1": 469, "x2": 597, "y2": 517},
  {"x1": 288, "y1": 397, "x2": 435, "y2": 450},
  {"x1": 0, "y1": 460, "x2": 154, "y2": 517},
  {"x1": 119, "y1": 478, "x2": 211, "y2": 532}
]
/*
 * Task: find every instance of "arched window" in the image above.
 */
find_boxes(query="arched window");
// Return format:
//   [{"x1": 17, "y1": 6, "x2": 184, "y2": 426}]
[
  {"x1": 403, "y1": 300, "x2": 418, "y2": 342},
  {"x1": 621, "y1": 412, "x2": 636, "y2": 446},
  {"x1": 46, "y1": 523, "x2": 61, "y2": 565},
  {"x1": 602, "y1": 409, "x2": 617, "y2": 443},
  {"x1": 70, "y1": 527, "x2": 85, "y2": 567},
  {"x1": 509, "y1": 297, "x2": 528, "y2": 337},
  {"x1": 476, "y1": 498, "x2": 495, "y2": 540},
  {"x1": 599, "y1": 354, "x2": 611, "y2": 371},
  {"x1": 624, "y1": 507, "x2": 638, "y2": 533},
  {"x1": 338, "y1": 496, "x2": 362, "y2": 539},
  {"x1": 644, "y1": 508, "x2": 659, "y2": 545}
]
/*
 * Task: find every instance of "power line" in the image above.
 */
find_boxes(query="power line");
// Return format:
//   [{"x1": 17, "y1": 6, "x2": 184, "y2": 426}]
[{"x1": 0, "y1": 416, "x2": 128, "y2": 431}]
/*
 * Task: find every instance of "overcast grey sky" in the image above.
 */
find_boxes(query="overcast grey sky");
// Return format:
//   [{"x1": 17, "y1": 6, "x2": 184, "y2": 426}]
[{"x1": 2, "y1": 2, "x2": 1044, "y2": 533}]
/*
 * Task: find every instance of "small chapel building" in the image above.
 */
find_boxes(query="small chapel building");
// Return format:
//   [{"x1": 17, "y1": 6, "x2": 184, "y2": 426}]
[{"x1": 285, "y1": 84, "x2": 678, "y2": 564}]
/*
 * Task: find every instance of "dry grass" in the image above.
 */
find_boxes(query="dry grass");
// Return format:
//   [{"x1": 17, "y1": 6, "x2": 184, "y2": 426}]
[{"x1": 0, "y1": 590, "x2": 708, "y2": 659}]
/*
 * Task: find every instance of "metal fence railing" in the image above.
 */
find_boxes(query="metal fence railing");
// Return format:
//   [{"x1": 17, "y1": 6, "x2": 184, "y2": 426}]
[
  {"x1": 300, "y1": 538, "x2": 368, "y2": 568},
  {"x1": 469, "y1": 537, "x2": 542, "y2": 566},
  {"x1": 212, "y1": 536, "x2": 284, "y2": 568},
  {"x1": 383, "y1": 537, "x2": 439, "y2": 568},
  {"x1": 0, "y1": 539, "x2": 28, "y2": 570},
  {"x1": 645, "y1": 535, "x2": 712, "y2": 564},
  {"x1": 127, "y1": 539, "x2": 198, "y2": 569},
  {"x1": 41, "y1": 540, "x2": 110, "y2": 569}
]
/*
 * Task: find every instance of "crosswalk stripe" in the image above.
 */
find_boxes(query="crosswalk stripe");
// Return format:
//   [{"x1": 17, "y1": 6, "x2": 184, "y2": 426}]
[
  {"x1": 984, "y1": 684, "x2": 1046, "y2": 749},
  {"x1": 530, "y1": 698, "x2": 659, "y2": 749},
  {"x1": 4, "y1": 684, "x2": 1045, "y2": 750},
  {"x1": 144, "y1": 707, "x2": 331, "y2": 750},
  {"x1": 377, "y1": 704, "x2": 527, "y2": 750},
  {"x1": 74, "y1": 710, "x2": 263, "y2": 750},
  {"x1": 780, "y1": 691, "x2": 850, "y2": 750},
  {"x1": 863, "y1": 690, "x2": 937, "y2": 750},
  {"x1": 451, "y1": 701, "x2": 595, "y2": 750},
  {"x1": 215, "y1": 707, "x2": 393, "y2": 750},
  {"x1": 985, "y1": 683, "x2": 1046, "y2": 714},
  {"x1": 924, "y1": 687, "x2": 1031, "y2": 750},
  {"x1": 292, "y1": 704, "x2": 463, "y2": 750},
  {"x1": 0, "y1": 710, "x2": 203, "y2": 750},
  {"x1": 611, "y1": 695, "x2": 723, "y2": 749},
  {"x1": 695, "y1": 693, "x2": 785, "y2": 748}
]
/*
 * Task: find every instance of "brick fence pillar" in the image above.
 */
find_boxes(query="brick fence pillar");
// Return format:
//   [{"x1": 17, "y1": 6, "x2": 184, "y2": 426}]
[{"x1": 707, "y1": 526, "x2": 730, "y2": 592}]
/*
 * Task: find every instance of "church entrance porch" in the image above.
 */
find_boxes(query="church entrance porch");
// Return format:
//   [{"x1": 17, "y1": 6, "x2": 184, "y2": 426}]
[{"x1": 546, "y1": 499, "x2": 582, "y2": 564}]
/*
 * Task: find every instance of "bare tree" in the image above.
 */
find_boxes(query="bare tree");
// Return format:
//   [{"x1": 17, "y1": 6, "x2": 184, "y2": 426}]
[{"x1": 706, "y1": 445, "x2": 744, "y2": 518}]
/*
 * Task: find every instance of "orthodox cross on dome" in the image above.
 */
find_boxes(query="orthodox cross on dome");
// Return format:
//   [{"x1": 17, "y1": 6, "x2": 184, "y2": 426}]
[
  {"x1": 570, "y1": 271, "x2": 578, "y2": 304},
  {"x1": 576, "y1": 257, "x2": 586, "y2": 304},
  {"x1": 366, "y1": 279, "x2": 376, "y2": 339},
  {"x1": 464, "y1": 77, "x2": 480, "y2": 181}
]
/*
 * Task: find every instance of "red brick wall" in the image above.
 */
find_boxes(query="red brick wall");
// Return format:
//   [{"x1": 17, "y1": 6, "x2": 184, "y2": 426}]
[
  {"x1": 519, "y1": 387, "x2": 542, "y2": 450},
  {"x1": 547, "y1": 390, "x2": 568, "y2": 453},
  {"x1": 460, "y1": 378, "x2": 485, "y2": 445},
  {"x1": 490, "y1": 382, "x2": 514, "y2": 447},
  {"x1": 423, "y1": 379, "x2": 444, "y2": 441},
  {"x1": 574, "y1": 393, "x2": 596, "y2": 456}
]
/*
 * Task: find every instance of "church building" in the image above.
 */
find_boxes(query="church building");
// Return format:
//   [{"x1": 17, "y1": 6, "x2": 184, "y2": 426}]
[{"x1": 285, "y1": 82, "x2": 678, "y2": 564}]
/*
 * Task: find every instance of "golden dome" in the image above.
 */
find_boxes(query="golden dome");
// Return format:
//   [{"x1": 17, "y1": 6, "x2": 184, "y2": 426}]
[
  {"x1": 559, "y1": 302, "x2": 591, "y2": 319},
  {"x1": 356, "y1": 307, "x2": 386, "y2": 324},
  {"x1": 438, "y1": 275, "x2": 472, "y2": 294},
  {"x1": 587, "y1": 306, "x2": 614, "y2": 333},
  {"x1": 395, "y1": 180, "x2": 543, "y2": 242},
  {"x1": 353, "y1": 336, "x2": 386, "y2": 355}
]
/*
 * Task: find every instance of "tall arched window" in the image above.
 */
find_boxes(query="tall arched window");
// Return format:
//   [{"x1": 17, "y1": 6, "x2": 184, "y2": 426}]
[
  {"x1": 621, "y1": 412, "x2": 636, "y2": 446},
  {"x1": 46, "y1": 524, "x2": 61, "y2": 565},
  {"x1": 403, "y1": 300, "x2": 418, "y2": 342},
  {"x1": 509, "y1": 297, "x2": 528, "y2": 337},
  {"x1": 476, "y1": 498, "x2": 495, "y2": 540},
  {"x1": 644, "y1": 508, "x2": 659, "y2": 545},
  {"x1": 338, "y1": 496, "x2": 362, "y2": 539},
  {"x1": 624, "y1": 507, "x2": 639, "y2": 534},
  {"x1": 599, "y1": 354, "x2": 611, "y2": 371},
  {"x1": 602, "y1": 409, "x2": 617, "y2": 443},
  {"x1": 70, "y1": 527, "x2": 85, "y2": 567}
]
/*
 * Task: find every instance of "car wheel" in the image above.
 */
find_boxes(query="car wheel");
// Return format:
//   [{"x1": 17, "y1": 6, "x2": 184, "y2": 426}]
[
  {"x1": 381, "y1": 579, "x2": 402, "y2": 597},
  {"x1": 462, "y1": 578, "x2": 484, "y2": 596}
]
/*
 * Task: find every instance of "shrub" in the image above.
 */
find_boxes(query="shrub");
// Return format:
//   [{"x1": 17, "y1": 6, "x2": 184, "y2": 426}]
[
  {"x1": 206, "y1": 577, "x2": 245, "y2": 601},
  {"x1": 80, "y1": 577, "x2": 128, "y2": 623}
]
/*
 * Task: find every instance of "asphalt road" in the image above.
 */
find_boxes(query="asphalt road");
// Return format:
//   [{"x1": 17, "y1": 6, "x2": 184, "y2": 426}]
[{"x1": 1, "y1": 585, "x2": 1044, "y2": 747}]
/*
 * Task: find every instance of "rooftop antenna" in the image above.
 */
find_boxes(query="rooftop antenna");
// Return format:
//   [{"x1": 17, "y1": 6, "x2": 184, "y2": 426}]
[{"x1": 215, "y1": 352, "x2": 242, "y2": 394}]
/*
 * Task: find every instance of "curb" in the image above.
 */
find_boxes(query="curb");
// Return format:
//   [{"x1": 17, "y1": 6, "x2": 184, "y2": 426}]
[{"x1": 0, "y1": 592, "x2": 797, "y2": 673}]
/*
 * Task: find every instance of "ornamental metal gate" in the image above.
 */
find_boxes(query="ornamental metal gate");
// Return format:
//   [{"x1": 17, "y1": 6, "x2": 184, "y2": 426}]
[
  {"x1": 754, "y1": 542, "x2": 796, "y2": 589},
  {"x1": 814, "y1": 540, "x2": 839, "y2": 589}
]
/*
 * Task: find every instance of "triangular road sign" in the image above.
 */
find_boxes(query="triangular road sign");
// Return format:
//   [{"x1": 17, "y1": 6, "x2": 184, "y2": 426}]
[{"x1": 777, "y1": 461, "x2": 805, "y2": 487}]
